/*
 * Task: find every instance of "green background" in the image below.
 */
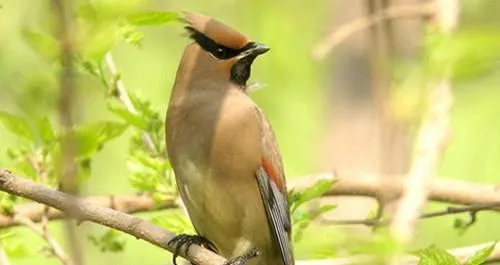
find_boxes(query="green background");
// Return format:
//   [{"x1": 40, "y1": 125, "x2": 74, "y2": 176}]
[{"x1": 0, "y1": 0, "x2": 499, "y2": 264}]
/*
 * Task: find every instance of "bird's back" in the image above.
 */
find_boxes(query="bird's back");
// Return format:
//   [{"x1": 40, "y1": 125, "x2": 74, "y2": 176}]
[{"x1": 166, "y1": 86, "x2": 279, "y2": 262}]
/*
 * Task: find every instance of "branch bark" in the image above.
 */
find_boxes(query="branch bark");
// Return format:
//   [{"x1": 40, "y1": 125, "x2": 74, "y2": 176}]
[
  {"x1": 1, "y1": 169, "x2": 499, "y2": 264},
  {"x1": 0, "y1": 169, "x2": 227, "y2": 265},
  {"x1": 291, "y1": 171, "x2": 500, "y2": 207},
  {"x1": 0, "y1": 194, "x2": 177, "y2": 228},
  {"x1": 320, "y1": 202, "x2": 500, "y2": 227},
  {"x1": 1, "y1": 170, "x2": 500, "y2": 229}
]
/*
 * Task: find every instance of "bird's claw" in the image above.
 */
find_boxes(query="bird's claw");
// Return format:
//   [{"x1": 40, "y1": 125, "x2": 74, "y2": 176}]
[
  {"x1": 168, "y1": 234, "x2": 216, "y2": 265},
  {"x1": 223, "y1": 248, "x2": 261, "y2": 265}
]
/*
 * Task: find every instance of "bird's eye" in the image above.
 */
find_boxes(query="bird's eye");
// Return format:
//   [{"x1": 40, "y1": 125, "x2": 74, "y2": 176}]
[
  {"x1": 209, "y1": 45, "x2": 238, "y2": 59},
  {"x1": 216, "y1": 47, "x2": 225, "y2": 57}
]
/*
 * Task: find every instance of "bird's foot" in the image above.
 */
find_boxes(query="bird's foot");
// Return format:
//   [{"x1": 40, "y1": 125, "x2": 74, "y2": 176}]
[
  {"x1": 168, "y1": 234, "x2": 216, "y2": 265},
  {"x1": 224, "y1": 248, "x2": 261, "y2": 265}
]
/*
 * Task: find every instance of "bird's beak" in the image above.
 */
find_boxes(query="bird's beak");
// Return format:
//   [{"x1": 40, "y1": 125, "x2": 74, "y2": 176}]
[
  {"x1": 240, "y1": 42, "x2": 270, "y2": 58},
  {"x1": 250, "y1": 42, "x2": 270, "y2": 55}
]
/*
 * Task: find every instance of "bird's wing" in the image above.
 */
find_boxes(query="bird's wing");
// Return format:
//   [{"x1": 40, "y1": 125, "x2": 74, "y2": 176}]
[{"x1": 253, "y1": 108, "x2": 294, "y2": 265}]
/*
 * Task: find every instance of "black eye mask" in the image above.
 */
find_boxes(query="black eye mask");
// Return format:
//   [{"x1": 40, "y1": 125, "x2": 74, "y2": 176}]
[{"x1": 185, "y1": 27, "x2": 253, "y2": 60}]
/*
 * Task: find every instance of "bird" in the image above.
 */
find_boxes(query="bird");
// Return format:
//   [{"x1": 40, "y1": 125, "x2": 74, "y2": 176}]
[{"x1": 165, "y1": 12, "x2": 294, "y2": 265}]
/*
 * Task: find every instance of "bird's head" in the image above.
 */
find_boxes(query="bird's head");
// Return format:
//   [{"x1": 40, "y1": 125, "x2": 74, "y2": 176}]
[{"x1": 181, "y1": 12, "x2": 269, "y2": 88}]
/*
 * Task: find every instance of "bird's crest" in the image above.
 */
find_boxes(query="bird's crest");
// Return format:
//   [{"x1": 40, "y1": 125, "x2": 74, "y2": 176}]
[{"x1": 182, "y1": 12, "x2": 251, "y2": 51}]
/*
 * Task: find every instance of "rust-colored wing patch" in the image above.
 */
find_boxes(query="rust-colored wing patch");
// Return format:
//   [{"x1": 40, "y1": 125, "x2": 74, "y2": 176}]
[
  {"x1": 261, "y1": 157, "x2": 285, "y2": 191},
  {"x1": 254, "y1": 106, "x2": 294, "y2": 265}
]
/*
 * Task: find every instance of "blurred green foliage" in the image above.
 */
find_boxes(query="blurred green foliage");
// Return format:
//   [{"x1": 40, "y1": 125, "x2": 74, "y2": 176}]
[
  {"x1": 413, "y1": 243, "x2": 495, "y2": 265},
  {"x1": 0, "y1": 0, "x2": 499, "y2": 264}
]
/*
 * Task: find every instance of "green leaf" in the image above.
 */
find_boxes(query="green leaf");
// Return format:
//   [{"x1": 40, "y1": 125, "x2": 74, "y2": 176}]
[
  {"x1": 425, "y1": 28, "x2": 500, "y2": 81},
  {"x1": 127, "y1": 93, "x2": 163, "y2": 132},
  {"x1": 2, "y1": 231, "x2": 31, "y2": 258},
  {"x1": 127, "y1": 11, "x2": 180, "y2": 26},
  {"x1": 316, "y1": 204, "x2": 337, "y2": 216},
  {"x1": 0, "y1": 111, "x2": 35, "y2": 142},
  {"x1": 79, "y1": 21, "x2": 121, "y2": 60},
  {"x1": 465, "y1": 242, "x2": 496, "y2": 265},
  {"x1": 5, "y1": 146, "x2": 37, "y2": 179},
  {"x1": 0, "y1": 193, "x2": 17, "y2": 215},
  {"x1": 127, "y1": 150, "x2": 166, "y2": 192},
  {"x1": 124, "y1": 30, "x2": 143, "y2": 47},
  {"x1": 75, "y1": 56, "x2": 103, "y2": 79},
  {"x1": 11, "y1": 159, "x2": 37, "y2": 180},
  {"x1": 453, "y1": 216, "x2": 476, "y2": 235},
  {"x1": 74, "y1": 121, "x2": 128, "y2": 158},
  {"x1": 78, "y1": 158, "x2": 92, "y2": 183},
  {"x1": 22, "y1": 30, "x2": 59, "y2": 61},
  {"x1": 151, "y1": 212, "x2": 194, "y2": 234},
  {"x1": 35, "y1": 116, "x2": 56, "y2": 144},
  {"x1": 76, "y1": 3, "x2": 98, "y2": 21},
  {"x1": 77, "y1": 0, "x2": 143, "y2": 21},
  {"x1": 88, "y1": 229, "x2": 126, "y2": 253},
  {"x1": 289, "y1": 179, "x2": 335, "y2": 213},
  {"x1": 108, "y1": 104, "x2": 149, "y2": 130},
  {"x1": 291, "y1": 203, "x2": 335, "y2": 243},
  {"x1": 415, "y1": 245, "x2": 460, "y2": 265}
]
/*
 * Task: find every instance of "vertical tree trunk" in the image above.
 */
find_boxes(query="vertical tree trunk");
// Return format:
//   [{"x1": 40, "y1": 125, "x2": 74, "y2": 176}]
[{"x1": 318, "y1": 0, "x2": 423, "y2": 226}]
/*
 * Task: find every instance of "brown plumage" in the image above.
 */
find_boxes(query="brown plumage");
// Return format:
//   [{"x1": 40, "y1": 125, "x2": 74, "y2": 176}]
[
  {"x1": 166, "y1": 12, "x2": 294, "y2": 265},
  {"x1": 182, "y1": 12, "x2": 250, "y2": 50}
]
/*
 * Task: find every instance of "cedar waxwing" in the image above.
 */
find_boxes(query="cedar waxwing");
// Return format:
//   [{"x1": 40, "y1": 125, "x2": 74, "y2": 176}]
[{"x1": 165, "y1": 12, "x2": 294, "y2": 265}]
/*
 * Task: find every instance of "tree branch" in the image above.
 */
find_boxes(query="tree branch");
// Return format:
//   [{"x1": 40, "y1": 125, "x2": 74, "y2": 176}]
[
  {"x1": 291, "y1": 171, "x2": 500, "y2": 207},
  {"x1": 312, "y1": 3, "x2": 435, "y2": 60},
  {"x1": 0, "y1": 169, "x2": 227, "y2": 265},
  {"x1": 320, "y1": 202, "x2": 500, "y2": 227},
  {"x1": 1, "y1": 170, "x2": 500, "y2": 229},
  {"x1": 1, "y1": 169, "x2": 499, "y2": 264},
  {"x1": 0, "y1": 194, "x2": 177, "y2": 228}
]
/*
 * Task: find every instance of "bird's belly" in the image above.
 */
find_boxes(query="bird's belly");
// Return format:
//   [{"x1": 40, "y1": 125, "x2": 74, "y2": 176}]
[{"x1": 175, "y1": 158, "x2": 272, "y2": 260}]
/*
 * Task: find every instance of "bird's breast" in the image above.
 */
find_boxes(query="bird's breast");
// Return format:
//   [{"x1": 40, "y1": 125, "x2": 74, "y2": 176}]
[{"x1": 166, "y1": 89, "x2": 274, "y2": 260}]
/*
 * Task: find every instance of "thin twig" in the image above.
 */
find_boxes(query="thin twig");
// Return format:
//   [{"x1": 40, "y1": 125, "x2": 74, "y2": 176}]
[
  {"x1": 320, "y1": 202, "x2": 500, "y2": 227},
  {"x1": 14, "y1": 215, "x2": 73, "y2": 265},
  {"x1": 104, "y1": 53, "x2": 158, "y2": 154},
  {"x1": 312, "y1": 3, "x2": 435, "y2": 60},
  {"x1": 27, "y1": 155, "x2": 48, "y2": 184},
  {"x1": 27, "y1": 153, "x2": 52, "y2": 236}
]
